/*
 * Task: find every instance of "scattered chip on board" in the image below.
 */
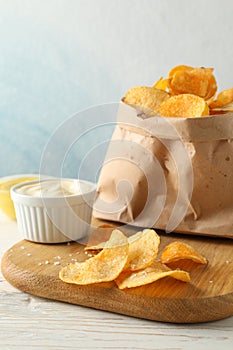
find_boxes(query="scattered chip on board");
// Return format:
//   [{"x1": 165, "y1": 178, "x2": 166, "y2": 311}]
[
  {"x1": 115, "y1": 261, "x2": 190, "y2": 289},
  {"x1": 59, "y1": 229, "x2": 128, "y2": 285},
  {"x1": 86, "y1": 228, "x2": 160, "y2": 272},
  {"x1": 161, "y1": 241, "x2": 208, "y2": 265}
]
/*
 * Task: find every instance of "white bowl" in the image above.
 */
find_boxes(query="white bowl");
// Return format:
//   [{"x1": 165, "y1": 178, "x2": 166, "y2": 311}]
[{"x1": 11, "y1": 178, "x2": 96, "y2": 243}]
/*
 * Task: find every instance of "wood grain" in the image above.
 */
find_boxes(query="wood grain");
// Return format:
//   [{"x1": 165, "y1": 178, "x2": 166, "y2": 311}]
[{"x1": 1, "y1": 221, "x2": 233, "y2": 324}]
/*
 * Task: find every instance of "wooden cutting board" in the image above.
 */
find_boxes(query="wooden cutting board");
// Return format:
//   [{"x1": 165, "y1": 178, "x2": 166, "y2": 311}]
[{"x1": 1, "y1": 220, "x2": 233, "y2": 323}]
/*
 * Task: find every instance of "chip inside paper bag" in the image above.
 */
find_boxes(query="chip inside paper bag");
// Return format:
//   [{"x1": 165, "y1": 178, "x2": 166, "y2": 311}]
[{"x1": 94, "y1": 102, "x2": 233, "y2": 238}]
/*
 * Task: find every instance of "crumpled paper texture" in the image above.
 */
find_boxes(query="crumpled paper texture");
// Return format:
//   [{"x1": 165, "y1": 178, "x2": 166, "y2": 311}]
[{"x1": 94, "y1": 102, "x2": 233, "y2": 238}]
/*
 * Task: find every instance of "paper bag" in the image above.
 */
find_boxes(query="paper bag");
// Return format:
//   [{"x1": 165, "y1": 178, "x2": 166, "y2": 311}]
[{"x1": 94, "y1": 102, "x2": 233, "y2": 238}]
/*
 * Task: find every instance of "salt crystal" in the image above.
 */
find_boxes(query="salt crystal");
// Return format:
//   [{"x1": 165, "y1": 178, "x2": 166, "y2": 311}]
[
  {"x1": 20, "y1": 246, "x2": 25, "y2": 250},
  {"x1": 68, "y1": 253, "x2": 72, "y2": 257},
  {"x1": 67, "y1": 242, "x2": 71, "y2": 246},
  {"x1": 209, "y1": 280, "x2": 213, "y2": 284},
  {"x1": 54, "y1": 261, "x2": 60, "y2": 266},
  {"x1": 45, "y1": 260, "x2": 49, "y2": 265},
  {"x1": 27, "y1": 253, "x2": 31, "y2": 256},
  {"x1": 225, "y1": 260, "x2": 230, "y2": 264},
  {"x1": 38, "y1": 262, "x2": 42, "y2": 266}
]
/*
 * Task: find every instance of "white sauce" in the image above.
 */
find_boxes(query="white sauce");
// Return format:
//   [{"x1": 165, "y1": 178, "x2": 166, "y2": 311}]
[{"x1": 16, "y1": 180, "x2": 84, "y2": 197}]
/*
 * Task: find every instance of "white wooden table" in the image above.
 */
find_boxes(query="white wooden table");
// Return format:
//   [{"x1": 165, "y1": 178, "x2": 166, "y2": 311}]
[{"x1": 1, "y1": 211, "x2": 233, "y2": 350}]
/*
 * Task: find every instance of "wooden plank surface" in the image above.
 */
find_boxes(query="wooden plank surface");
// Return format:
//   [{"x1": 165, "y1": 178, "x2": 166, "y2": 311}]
[
  {"x1": 1, "y1": 213, "x2": 233, "y2": 349},
  {"x1": 2, "y1": 220, "x2": 233, "y2": 324}
]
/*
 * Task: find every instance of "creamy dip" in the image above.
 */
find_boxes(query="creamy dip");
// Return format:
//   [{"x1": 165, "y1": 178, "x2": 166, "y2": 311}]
[{"x1": 16, "y1": 180, "x2": 83, "y2": 197}]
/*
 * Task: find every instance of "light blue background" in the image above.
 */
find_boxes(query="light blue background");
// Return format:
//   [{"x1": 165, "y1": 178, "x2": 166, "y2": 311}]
[{"x1": 0, "y1": 0, "x2": 232, "y2": 179}]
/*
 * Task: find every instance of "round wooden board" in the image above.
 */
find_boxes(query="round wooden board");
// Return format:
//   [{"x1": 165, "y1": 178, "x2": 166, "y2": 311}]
[{"x1": 1, "y1": 223, "x2": 233, "y2": 323}]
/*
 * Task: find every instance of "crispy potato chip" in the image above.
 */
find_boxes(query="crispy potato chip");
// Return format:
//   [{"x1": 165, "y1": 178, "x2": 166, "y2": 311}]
[
  {"x1": 103, "y1": 229, "x2": 127, "y2": 248},
  {"x1": 209, "y1": 88, "x2": 233, "y2": 109},
  {"x1": 158, "y1": 94, "x2": 209, "y2": 118},
  {"x1": 205, "y1": 75, "x2": 218, "y2": 101},
  {"x1": 168, "y1": 64, "x2": 193, "y2": 78},
  {"x1": 169, "y1": 69, "x2": 209, "y2": 97},
  {"x1": 85, "y1": 224, "x2": 116, "y2": 251},
  {"x1": 152, "y1": 77, "x2": 168, "y2": 91},
  {"x1": 209, "y1": 109, "x2": 227, "y2": 115},
  {"x1": 85, "y1": 229, "x2": 160, "y2": 271},
  {"x1": 115, "y1": 261, "x2": 190, "y2": 289},
  {"x1": 161, "y1": 241, "x2": 207, "y2": 265},
  {"x1": 125, "y1": 229, "x2": 160, "y2": 271},
  {"x1": 85, "y1": 241, "x2": 106, "y2": 251},
  {"x1": 168, "y1": 66, "x2": 217, "y2": 100},
  {"x1": 59, "y1": 229, "x2": 128, "y2": 285},
  {"x1": 210, "y1": 101, "x2": 233, "y2": 115},
  {"x1": 123, "y1": 86, "x2": 170, "y2": 116}
]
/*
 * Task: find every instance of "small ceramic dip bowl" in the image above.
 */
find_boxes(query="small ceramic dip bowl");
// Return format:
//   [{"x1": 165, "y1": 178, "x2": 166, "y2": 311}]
[{"x1": 11, "y1": 178, "x2": 96, "y2": 243}]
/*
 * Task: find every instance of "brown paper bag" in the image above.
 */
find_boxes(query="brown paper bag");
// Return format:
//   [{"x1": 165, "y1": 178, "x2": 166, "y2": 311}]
[{"x1": 94, "y1": 102, "x2": 233, "y2": 238}]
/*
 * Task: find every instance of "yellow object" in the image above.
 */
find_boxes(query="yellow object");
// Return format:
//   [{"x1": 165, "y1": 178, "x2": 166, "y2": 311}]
[
  {"x1": 123, "y1": 86, "x2": 170, "y2": 116},
  {"x1": 59, "y1": 229, "x2": 129, "y2": 285},
  {"x1": 152, "y1": 77, "x2": 168, "y2": 91},
  {"x1": 0, "y1": 175, "x2": 37, "y2": 219},
  {"x1": 161, "y1": 241, "x2": 208, "y2": 264},
  {"x1": 209, "y1": 87, "x2": 233, "y2": 109},
  {"x1": 123, "y1": 64, "x2": 223, "y2": 118},
  {"x1": 158, "y1": 93, "x2": 209, "y2": 118},
  {"x1": 167, "y1": 65, "x2": 217, "y2": 100},
  {"x1": 86, "y1": 229, "x2": 160, "y2": 272}
]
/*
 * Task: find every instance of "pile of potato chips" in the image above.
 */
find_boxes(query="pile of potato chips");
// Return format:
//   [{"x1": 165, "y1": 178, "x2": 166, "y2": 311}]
[
  {"x1": 123, "y1": 64, "x2": 233, "y2": 118},
  {"x1": 59, "y1": 228, "x2": 207, "y2": 289}
]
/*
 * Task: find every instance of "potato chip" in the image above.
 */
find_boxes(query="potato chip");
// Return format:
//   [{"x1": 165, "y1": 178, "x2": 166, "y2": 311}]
[
  {"x1": 86, "y1": 229, "x2": 160, "y2": 270},
  {"x1": 161, "y1": 241, "x2": 207, "y2": 265},
  {"x1": 205, "y1": 75, "x2": 218, "y2": 101},
  {"x1": 168, "y1": 64, "x2": 193, "y2": 78},
  {"x1": 85, "y1": 224, "x2": 116, "y2": 251},
  {"x1": 152, "y1": 77, "x2": 168, "y2": 91},
  {"x1": 168, "y1": 66, "x2": 217, "y2": 100},
  {"x1": 209, "y1": 109, "x2": 227, "y2": 115},
  {"x1": 123, "y1": 86, "x2": 170, "y2": 116},
  {"x1": 84, "y1": 241, "x2": 106, "y2": 251},
  {"x1": 210, "y1": 101, "x2": 233, "y2": 115},
  {"x1": 115, "y1": 261, "x2": 190, "y2": 289},
  {"x1": 158, "y1": 94, "x2": 209, "y2": 118},
  {"x1": 125, "y1": 229, "x2": 160, "y2": 271},
  {"x1": 209, "y1": 88, "x2": 233, "y2": 109},
  {"x1": 169, "y1": 69, "x2": 210, "y2": 97},
  {"x1": 59, "y1": 229, "x2": 128, "y2": 285}
]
